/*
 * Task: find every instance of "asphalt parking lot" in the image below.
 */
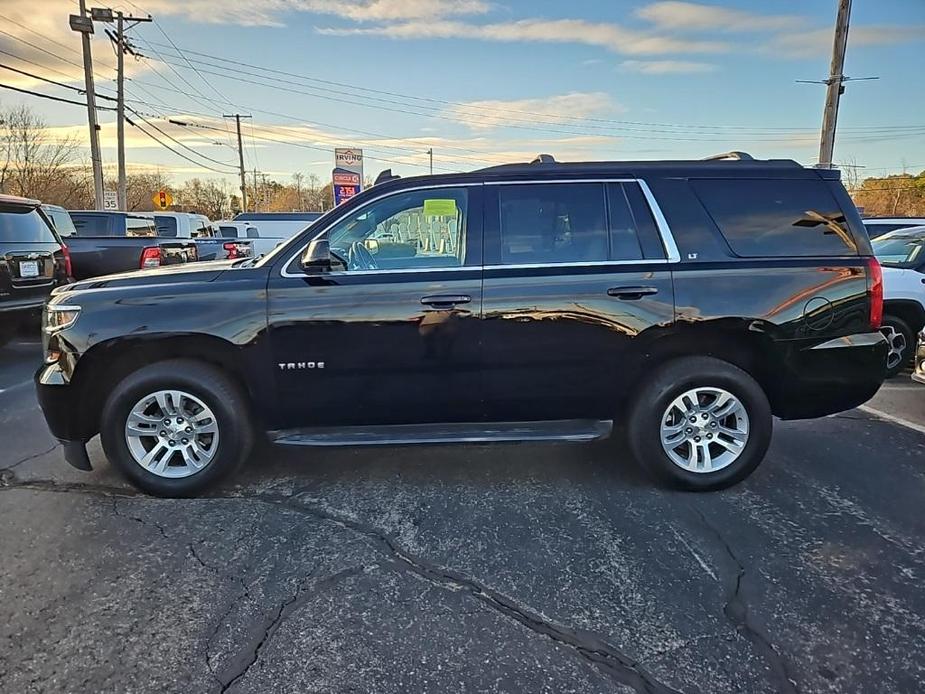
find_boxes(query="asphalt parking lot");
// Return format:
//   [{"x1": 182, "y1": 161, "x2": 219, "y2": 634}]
[{"x1": 2, "y1": 335, "x2": 924, "y2": 694}]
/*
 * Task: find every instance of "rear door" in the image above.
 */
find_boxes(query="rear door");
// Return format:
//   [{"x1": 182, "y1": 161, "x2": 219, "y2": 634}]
[
  {"x1": 266, "y1": 184, "x2": 484, "y2": 429},
  {"x1": 480, "y1": 180, "x2": 676, "y2": 422},
  {"x1": 0, "y1": 203, "x2": 64, "y2": 309}
]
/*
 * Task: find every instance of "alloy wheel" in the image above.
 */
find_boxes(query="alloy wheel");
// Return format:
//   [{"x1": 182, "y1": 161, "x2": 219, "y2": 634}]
[
  {"x1": 660, "y1": 387, "x2": 749, "y2": 473},
  {"x1": 124, "y1": 389, "x2": 219, "y2": 478}
]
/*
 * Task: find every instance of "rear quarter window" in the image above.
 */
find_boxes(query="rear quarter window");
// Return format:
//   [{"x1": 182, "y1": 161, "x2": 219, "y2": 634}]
[
  {"x1": 0, "y1": 206, "x2": 57, "y2": 243},
  {"x1": 692, "y1": 178, "x2": 859, "y2": 257}
]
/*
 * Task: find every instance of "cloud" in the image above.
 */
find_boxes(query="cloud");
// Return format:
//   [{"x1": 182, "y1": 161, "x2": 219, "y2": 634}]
[
  {"x1": 139, "y1": 0, "x2": 490, "y2": 27},
  {"x1": 766, "y1": 24, "x2": 925, "y2": 58},
  {"x1": 317, "y1": 18, "x2": 730, "y2": 55},
  {"x1": 441, "y1": 92, "x2": 624, "y2": 131},
  {"x1": 619, "y1": 59, "x2": 717, "y2": 74},
  {"x1": 636, "y1": 2, "x2": 800, "y2": 33}
]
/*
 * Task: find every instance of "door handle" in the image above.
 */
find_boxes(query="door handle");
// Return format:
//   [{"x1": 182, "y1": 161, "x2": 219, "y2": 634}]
[
  {"x1": 607, "y1": 286, "x2": 659, "y2": 300},
  {"x1": 421, "y1": 294, "x2": 471, "y2": 309}
]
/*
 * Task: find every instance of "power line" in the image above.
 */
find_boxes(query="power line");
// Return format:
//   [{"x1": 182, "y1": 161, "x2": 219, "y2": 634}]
[
  {"x1": 0, "y1": 81, "x2": 114, "y2": 109},
  {"x1": 128, "y1": 107, "x2": 238, "y2": 167},
  {"x1": 125, "y1": 114, "x2": 239, "y2": 174}
]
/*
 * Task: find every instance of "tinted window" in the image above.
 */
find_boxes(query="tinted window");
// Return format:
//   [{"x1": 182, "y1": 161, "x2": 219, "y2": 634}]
[
  {"x1": 0, "y1": 206, "x2": 57, "y2": 243},
  {"x1": 44, "y1": 207, "x2": 77, "y2": 237},
  {"x1": 693, "y1": 179, "x2": 857, "y2": 257},
  {"x1": 218, "y1": 225, "x2": 238, "y2": 238},
  {"x1": 126, "y1": 216, "x2": 156, "y2": 237},
  {"x1": 328, "y1": 188, "x2": 467, "y2": 270},
  {"x1": 70, "y1": 213, "x2": 109, "y2": 236},
  {"x1": 865, "y1": 223, "x2": 918, "y2": 238},
  {"x1": 607, "y1": 185, "x2": 643, "y2": 261},
  {"x1": 499, "y1": 183, "x2": 606, "y2": 264},
  {"x1": 192, "y1": 218, "x2": 214, "y2": 238},
  {"x1": 245, "y1": 227, "x2": 259, "y2": 239},
  {"x1": 154, "y1": 216, "x2": 177, "y2": 237}
]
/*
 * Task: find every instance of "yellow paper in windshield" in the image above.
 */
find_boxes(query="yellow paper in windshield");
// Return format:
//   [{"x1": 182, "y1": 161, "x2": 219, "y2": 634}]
[{"x1": 423, "y1": 199, "x2": 457, "y2": 217}]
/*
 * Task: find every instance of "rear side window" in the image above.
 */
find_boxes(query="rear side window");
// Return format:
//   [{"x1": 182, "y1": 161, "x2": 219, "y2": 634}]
[
  {"x1": 692, "y1": 179, "x2": 858, "y2": 257},
  {"x1": 44, "y1": 208, "x2": 77, "y2": 237},
  {"x1": 0, "y1": 206, "x2": 57, "y2": 242},
  {"x1": 499, "y1": 183, "x2": 607, "y2": 264},
  {"x1": 154, "y1": 216, "x2": 177, "y2": 237},
  {"x1": 245, "y1": 227, "x2": 258, "y2": 239},
  {"x1": 192, "y1": 218, "x2": 214, "y2": 238},
  {"x1": 218, "y1": 225, "x2": 237, "y2": 238},
  {"x1": 70, "y1": 213, "x2": 109, "y2": 236},
  {"x1": 126, "y1": 216, "x2": 156, "y2": 237}
]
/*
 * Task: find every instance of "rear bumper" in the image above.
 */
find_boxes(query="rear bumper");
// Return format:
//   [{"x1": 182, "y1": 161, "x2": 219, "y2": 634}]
[
  {"x1": 773, "y1": 332, "x2": 888, "y2": 420},
  {"x1": 35, "y1": 362, "x2": 93, "y2": 470}
]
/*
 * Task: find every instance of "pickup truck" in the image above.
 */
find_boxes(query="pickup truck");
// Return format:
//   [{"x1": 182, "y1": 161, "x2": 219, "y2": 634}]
[
  {"x1": 152, "y1": 212, "x2": 252, "y2": 261},
  {"x1": 63, "y1": 210, "x2": 198, "y2": 281},
  {"x1": 215, "y1": 220, "x2": 282, "y2": 257}
]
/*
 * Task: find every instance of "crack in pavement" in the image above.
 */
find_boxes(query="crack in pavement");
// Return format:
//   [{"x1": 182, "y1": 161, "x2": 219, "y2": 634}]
[
  {"x1": 0, "y1": 443, "x2": 61, "y2": 477},
  {"x1": 254, "y1": 492, "x2": 683, "y2": 694},
  {"x1": 0, "y1": 474, "x2": 141, "y2": 496},
  {"x1": 111, "y1": 497, "x2": 170, "y2": 539},
  {"x1": 216, "y1": 566, "x2": 365, "y2": 694},
  {"x1": 691, "y1": 508, "x2": 800, "y2": 694}
]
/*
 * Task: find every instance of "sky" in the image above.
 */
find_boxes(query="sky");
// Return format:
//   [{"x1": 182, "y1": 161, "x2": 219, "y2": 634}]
[{"x1": 1, "y1": 0, "x2": 923, "y2": 188}]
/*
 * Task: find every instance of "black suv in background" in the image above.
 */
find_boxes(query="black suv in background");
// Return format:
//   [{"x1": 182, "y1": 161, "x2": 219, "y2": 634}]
[
  {"x1": 36, "y1": 154, "x2": 887, "y2": 496},
  {"x1": 0, "y1": 195, "x2": 70, "y2": 346}
]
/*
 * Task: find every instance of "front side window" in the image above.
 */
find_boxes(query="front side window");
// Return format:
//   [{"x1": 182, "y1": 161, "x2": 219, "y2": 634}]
[
  {"x1": 327, "y1": 188, "x2": 467, "y2": 271},
  {"x1": 872, "y1": 235, "x2": 925, "y2": 268},
  {"x1": 499, "y1": 183, "x2": 607, "y2": 264},
  {"x1": 218, "y1": 225, "x2": 238, "y2": 239},
  {"x1": 693, "y1": 179, "x2": 859, "y2": 257}
]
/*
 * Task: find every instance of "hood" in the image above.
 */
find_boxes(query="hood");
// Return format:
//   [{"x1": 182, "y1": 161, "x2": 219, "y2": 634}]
[{"x1": 54, "y1": 259, "x2": 238, "y2": 295}]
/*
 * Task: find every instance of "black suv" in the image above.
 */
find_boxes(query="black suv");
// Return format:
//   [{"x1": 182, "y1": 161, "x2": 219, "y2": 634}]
[
  {"x1": 1, "y1": 195, "x2": 70, "y2": 346},
  {"x1": 36, "y1": 154, "x2": 887, "y2": 496}
]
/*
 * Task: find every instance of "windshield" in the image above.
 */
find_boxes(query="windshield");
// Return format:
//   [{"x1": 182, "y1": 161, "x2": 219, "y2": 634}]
[
  {"x1": 872, "y1": 236, "x2": 925, "y2": 268},
  {"x1": 44, "y1": 207, "x2": 77, "y2": 237}
]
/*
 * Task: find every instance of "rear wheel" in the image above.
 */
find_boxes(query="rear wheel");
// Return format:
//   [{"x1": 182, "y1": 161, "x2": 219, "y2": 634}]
[
  {"x1": 100, "y1": 359, "x2": 253, "y2": 497},
  {"x1": 880, "y1": 315, "x2": 914, "y2": 377},
  {"x1": 626, "y1": 357, "x2": 772, "y2": 491}
]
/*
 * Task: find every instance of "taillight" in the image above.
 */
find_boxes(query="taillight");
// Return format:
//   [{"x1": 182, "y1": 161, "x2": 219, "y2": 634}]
[
  {"x1": 60, "y1": 244, "x2": 73, "y2": 278},
  {"x1": 866, "y1": 256, "x2": 883, "y2": 330},
  {"x1": 140, "y1": 246, "x2": 161, "y2": 269},
  {"x1": 223, "y1": 241, "x2": 240, "y2": 260}
]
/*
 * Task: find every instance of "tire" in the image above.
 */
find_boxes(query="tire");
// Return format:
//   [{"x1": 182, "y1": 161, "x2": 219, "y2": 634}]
[
  {"x1": 880, "y1": 315, "x2": 914, "y2": 378},
  {"x1": 100, "y1": 359, "x2": 254, "y2": 497},
  {"x1": 626, "y1": 356, "x2": 772, "y2": 491}
]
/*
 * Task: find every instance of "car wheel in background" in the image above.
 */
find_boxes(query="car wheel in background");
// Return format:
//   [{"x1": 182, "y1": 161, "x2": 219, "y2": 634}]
[
  {"x1": 880, "y1": 315, "x2": 914, "y2": 378},
  {"x1": 626, "y1": 356, "x2": 773, "y2": 491},
  {"x1": 100, "y1": 359, "x2": 253, "y2": 497}
]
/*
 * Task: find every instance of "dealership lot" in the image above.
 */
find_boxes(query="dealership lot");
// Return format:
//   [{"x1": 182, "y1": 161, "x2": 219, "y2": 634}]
[{"x1": 2, "y1": 335, "x2": 924, "y2": 694}]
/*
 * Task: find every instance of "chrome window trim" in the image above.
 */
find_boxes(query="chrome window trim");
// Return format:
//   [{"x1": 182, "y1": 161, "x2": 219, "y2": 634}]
[{"x1": 279, "y1": 177, "x2": 681, "y2": 278}]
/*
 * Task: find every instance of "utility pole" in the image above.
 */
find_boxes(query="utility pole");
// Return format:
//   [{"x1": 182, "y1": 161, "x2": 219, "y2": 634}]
[
  {"x1": 71, "y1": 1, "x2": 104, "y2": 210},
  {"x1": 224, "y1": 114, "x2": 251, "y2": 212},
  {"x1": 427, "y1": 147, "x2": 433, "y2": 175},
  {"x1": 818, "y1": 0, "x2": 852, "y2": 168},
  {"x1": 112, "y1": 10, "x2": 151, "y2": 210}
]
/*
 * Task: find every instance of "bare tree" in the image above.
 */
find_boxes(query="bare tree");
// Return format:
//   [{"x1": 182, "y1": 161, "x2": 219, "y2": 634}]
[{"x1": 0, "y1": 104, "x2": 92, "y2": 207}]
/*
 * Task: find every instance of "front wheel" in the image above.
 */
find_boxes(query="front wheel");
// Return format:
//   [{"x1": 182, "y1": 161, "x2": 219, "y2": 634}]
[
  {"x1": 626, "y1": 357, "x2": 772, "y2": 491},
  {"x1": 100, "y1": 359, "x2": 254, "y2": 497}
]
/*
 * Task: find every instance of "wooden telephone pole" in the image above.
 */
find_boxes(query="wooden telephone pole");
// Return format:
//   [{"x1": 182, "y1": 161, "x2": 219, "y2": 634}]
[{"x1": 818, "y1": 0, "x2": 852, "y2": 168}]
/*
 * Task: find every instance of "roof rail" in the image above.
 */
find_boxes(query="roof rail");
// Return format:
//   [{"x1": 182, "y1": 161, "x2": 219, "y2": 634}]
[
  {"x1": 702, "y1": 151, "x2": 754, "y2": 161},
  {"x1": 374, "y1": 169, "x2": 400, "y2": 185},
  {"x1": 531, "y1": 154, "x2": 556, "y2": 164}
]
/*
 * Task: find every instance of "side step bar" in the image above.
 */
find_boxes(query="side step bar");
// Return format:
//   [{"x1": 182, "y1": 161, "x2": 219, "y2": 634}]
[{"x1": 270, "y1": 419, "x2": 612, "y2": 447}]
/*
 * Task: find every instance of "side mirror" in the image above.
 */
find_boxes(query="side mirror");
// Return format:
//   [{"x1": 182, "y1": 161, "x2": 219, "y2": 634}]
[{"x1": 300, "y1": 238, "x2": 331, "y2": 274}]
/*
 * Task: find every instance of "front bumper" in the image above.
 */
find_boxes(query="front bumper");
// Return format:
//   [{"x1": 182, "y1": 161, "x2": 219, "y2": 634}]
[
  {"x1": 913, "y1": 330, "x2": 925, "y2": 385},
  {"x1": 34, "y1": 362, "x2": 93, "y2": 470}
]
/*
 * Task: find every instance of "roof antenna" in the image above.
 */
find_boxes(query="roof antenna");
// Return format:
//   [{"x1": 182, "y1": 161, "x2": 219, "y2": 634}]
[{"x1": 531, "y1": 154, "x2": 556, "y2": 164}]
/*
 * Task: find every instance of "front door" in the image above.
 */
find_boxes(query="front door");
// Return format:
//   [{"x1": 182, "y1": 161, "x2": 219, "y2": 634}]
[
  {"x1": 480, "y1": 180, "x2": 675, "y2": 422},
  {"x1": 266, "y1": 184, "x2": 483, "y2": 429}
]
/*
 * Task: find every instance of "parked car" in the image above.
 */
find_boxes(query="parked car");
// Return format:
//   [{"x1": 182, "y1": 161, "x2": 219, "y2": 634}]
[
  {"x1": 871, "y1": 226, "x2": 925, "y2": 376},
  {"x1": 215, "y1": 220, "x2": 283, "y2": 257},
  {"x1": 232, "y1": 211, "x2": 322, "y2": 241},
  {"x1": 863, "y1": 217, "x2": 925, "y2": 239},
  {"x1": 0, "y1": 195, "x2": 71, "y2": 346},
  {"x1": 36, "y1": 152, "x2": 887, "y2": 497},
  {"x1": 152, "y1": 212, "x2": 252, "y2": 261},
  {"x1": 66, "y1": 211, "x2": 199, "y2": 280},
  {"x1": 913, "y1": 330, "x2": 925, "y2": 384}
]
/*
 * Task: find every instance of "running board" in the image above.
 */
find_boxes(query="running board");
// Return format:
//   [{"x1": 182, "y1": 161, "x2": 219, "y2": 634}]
[{"x1": 270, "y1": 419, "x2": 612, "y2": 447}]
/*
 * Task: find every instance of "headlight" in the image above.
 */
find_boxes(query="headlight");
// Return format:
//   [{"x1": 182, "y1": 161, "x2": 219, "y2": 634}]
[{"x1": 44, "y1": 304, "x2": 81, "y2": 333}]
